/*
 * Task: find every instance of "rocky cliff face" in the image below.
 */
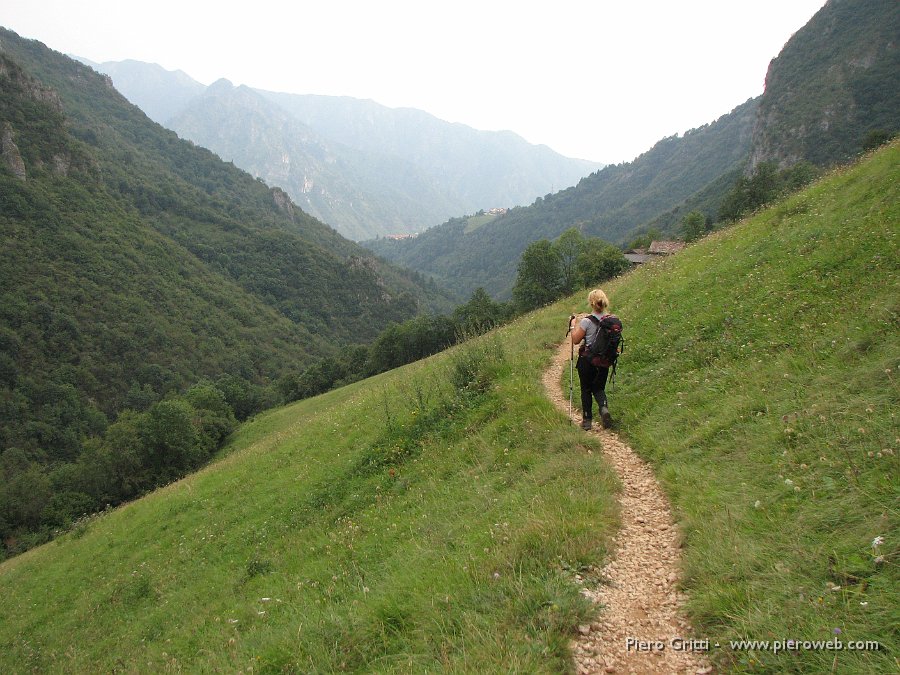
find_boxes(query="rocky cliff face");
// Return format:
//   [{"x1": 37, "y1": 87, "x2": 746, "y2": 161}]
[
  {"x1": 2, "y1": 122, "x2": 26, "y2": 180},
  {"x1": 748, "y1": 0, "x2": 899, "y2": 170},
  {"x1": 1, "y1": 46, "x2": 76, "y2": 181}
]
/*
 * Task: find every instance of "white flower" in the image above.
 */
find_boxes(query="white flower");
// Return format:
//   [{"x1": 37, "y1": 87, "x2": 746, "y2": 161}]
[
  {"x1": 872, "y1": 536, "x2": 884, "y2": 548},
  {"x1": 754, "y1": 500, "x2": 762, "y2": 509}
]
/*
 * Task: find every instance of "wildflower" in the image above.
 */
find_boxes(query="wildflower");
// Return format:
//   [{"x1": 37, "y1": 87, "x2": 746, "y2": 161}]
[
  {"x1": 872, "y1": 535, "x2": 884, "y2": 549},
  {"x1": 833, "y1": 628, "x2": 842, "y2": 635},
  {"x1": 754, "y1": 500, "x2": 762, "y2": 509},
  {"x1": 860, "y1": 601, "x2": 868, "y2": 606},
  {"x1": 785, "y1": 478, "x2": 794, "y2": 486}
]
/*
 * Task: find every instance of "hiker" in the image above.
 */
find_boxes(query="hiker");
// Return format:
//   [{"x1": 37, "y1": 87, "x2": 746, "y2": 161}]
[{"x1": 570, "y1": 289, "x2": 614, "y2": 430}]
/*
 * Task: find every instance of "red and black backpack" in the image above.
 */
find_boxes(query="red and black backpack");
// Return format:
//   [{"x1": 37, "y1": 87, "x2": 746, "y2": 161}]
[{"x1": 585, "y1": 314, "x2": 623, "y2": 369}]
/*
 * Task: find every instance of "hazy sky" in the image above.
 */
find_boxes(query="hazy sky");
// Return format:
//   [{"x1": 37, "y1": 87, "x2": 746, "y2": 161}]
[{"x1": 4, "y1": 0, "x2": 827, "y2": 163}]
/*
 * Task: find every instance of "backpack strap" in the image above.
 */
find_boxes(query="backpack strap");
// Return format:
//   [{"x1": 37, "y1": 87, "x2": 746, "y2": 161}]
[{"x1": 584, "y1": 314, "x2": 601, "y2": 350}]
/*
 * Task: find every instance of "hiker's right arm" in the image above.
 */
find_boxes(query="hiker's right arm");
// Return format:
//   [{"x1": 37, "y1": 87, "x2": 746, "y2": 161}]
[{"x1": 571, "y1": 324, "x2": 586, "y2": 345}]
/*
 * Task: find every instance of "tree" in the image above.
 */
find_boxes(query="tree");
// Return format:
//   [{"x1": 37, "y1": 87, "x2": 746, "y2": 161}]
[
  {"x1": 861, "y1": 129, "x2": 893, "y2": 153},
  {"x1": 512, "y1": 240, "x2": 562, "y2": 311},
  {"x1": 141, "y1": 399, "x2": 199, "y2": 481},
  {"x1": 719, "y1": 162, "x2": 780, "y2": 222},
  {"x1": 185, "y1": 383, "x2": 237, "y2": 455},
  {"x1": 575, "y1": 239, "x2": 630, "y2": 287},
  {"x1": 551, "y1": 228, "x2": 585, "y2": 294},
  {"x1": 681, "y1": 210, "x2": 708, "y2": 242},
  {"x1": 1, "y1": 463, "x2": 51, "y2": 530},
  {"x1": 453, "y1": 288, "x2": 504, "y2": 336},
  {"x1": 719, "y1": 161, "x2": 820, "y2": 222}
]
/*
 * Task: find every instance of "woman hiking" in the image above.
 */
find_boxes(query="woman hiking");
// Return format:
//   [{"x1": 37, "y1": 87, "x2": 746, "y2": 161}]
[{"x1": 570, "y1": 289, "x2": 615, "y2": 430}]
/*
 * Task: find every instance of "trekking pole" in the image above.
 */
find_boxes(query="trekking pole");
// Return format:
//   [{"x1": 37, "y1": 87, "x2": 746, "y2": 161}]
[{"x1": 565, "y1": 314, "x2": 575, "y2": 417}]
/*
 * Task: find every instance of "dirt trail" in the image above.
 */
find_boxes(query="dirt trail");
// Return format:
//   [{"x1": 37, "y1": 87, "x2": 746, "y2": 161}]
[{"x1": 542, "y1": 338, "x2": 712, "y2": 675}]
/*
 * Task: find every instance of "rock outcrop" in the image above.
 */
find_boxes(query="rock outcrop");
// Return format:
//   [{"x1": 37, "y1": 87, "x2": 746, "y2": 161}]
[{"x1": 2, "y1": 122, "x2": 26, "y2": 181}]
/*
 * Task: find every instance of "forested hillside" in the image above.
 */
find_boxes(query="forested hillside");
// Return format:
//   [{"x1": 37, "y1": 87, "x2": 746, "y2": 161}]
[
  {"x1": 0, "y1": 27, "x2": 451, "y2": 556},
  {"x1": 365, "y1": 98, "x2": 758, "y2": 298}
]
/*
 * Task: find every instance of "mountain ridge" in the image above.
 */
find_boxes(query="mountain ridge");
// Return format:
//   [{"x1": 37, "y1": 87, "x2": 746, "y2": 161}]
[{"x1": 83, "y1": 58, "x2": 602, "y2": 240}]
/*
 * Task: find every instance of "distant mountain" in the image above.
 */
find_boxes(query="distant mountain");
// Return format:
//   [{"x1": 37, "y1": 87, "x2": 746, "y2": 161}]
[
  {"x1": 84, "y1": 60, "x2": 602, "y2": 240},
  {"x1": 749, "y1": 0, "x2": 899, "y2": 169},
  {"x1": 258, "y1": 89, "x2": 602, "y2": 216},
  {"x1": 0, "y1": 27, "x2": 452, "y2": 470},
  {"x1": 73, "y1": 57, "x2": 205, "y2": 125},
  {"x1": 167, "y1": 80, "x2": 462, "y2": 241},
  {"x1": 365, "y1": 98, "x2": 758, "y2": 299}
]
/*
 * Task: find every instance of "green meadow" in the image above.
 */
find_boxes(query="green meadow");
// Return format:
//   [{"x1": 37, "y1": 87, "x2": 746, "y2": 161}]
[{"x1": 1, "y1": 143, "x2": 897, "y2": 673}]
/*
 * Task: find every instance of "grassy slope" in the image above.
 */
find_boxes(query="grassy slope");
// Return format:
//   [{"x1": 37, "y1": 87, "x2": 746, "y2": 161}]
[
  {"x1": 0, "y1": 319, "x2": 618, "y2": 672},
  {"x1": 1, "y1": 143, "x2": 896, "y2": 673},
  {"x1": 592, "y1": 141, "x2": 897, "y2": 672}
]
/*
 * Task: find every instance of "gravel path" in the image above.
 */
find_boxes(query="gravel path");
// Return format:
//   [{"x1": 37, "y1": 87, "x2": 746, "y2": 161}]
[{"x1": 542, "y1": 337, "x2": 712, "y2": 674}]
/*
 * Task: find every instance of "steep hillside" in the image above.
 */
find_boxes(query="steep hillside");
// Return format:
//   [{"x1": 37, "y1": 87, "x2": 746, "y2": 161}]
[
  {"x1": 0, "y1": 26, "x2": 449, "y2": 386},
  {"x1": 749, "y1": 0, "x2": 900, "y2": 169},
  {"x1": 365, "y1": 98, "x2": 757, "y2": 299},
  {"x1": 0, "y1": 27, "x2": 454, "y2": 552},
  {"x1": 2, "y1": 139, "x2": 894, "y2": 673}
]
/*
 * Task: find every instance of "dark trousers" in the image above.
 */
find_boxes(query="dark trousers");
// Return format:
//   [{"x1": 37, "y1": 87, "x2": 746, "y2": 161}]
[{"x1": 576, "y1": 355, "x2": 609, "y2": 419}]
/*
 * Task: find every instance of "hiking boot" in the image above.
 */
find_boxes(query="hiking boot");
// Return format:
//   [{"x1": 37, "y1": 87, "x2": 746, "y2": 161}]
[
  {"x1": 581, "y1": 418, "x2": 592, "y2": 431},
  {"x1": 600, "y1": 404, "x2": 612, "y2": 429}
]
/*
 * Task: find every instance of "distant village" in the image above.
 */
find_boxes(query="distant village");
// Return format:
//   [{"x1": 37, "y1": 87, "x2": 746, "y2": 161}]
[{"x1": 383, "y1": 207, "x2": 510, "y2": 240}]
